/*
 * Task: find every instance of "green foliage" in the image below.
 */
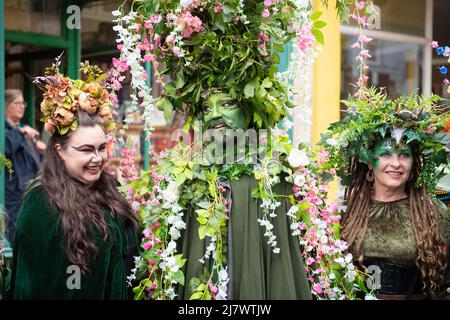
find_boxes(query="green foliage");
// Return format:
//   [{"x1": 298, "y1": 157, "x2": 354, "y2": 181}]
[{"x1": 129, "y1": 0, "x2": 351, "y2": 129}]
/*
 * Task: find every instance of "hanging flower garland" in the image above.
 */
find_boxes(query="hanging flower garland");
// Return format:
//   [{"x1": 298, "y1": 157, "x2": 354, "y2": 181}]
[
  {"x1": 286, "y1": 146, "x2": 376, "y2": 299},
  {"x1": 112, "y1": 0, "x2": 376, "y2": 300}
]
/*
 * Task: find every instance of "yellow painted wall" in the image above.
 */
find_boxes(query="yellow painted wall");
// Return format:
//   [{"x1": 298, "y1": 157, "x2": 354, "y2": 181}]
[
  {"x1": 312, "y1": 2, "x2": 341, "y2": 145},
  {"x1": 312, "y1": 2, "x2": 342, "y2": 201}
]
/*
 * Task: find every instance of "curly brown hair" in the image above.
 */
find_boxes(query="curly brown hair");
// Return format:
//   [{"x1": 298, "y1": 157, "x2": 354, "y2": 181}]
[
  {"x1": 41, "y1": 111, "x2": 138, "y2": 273},
  {"x1": 341, "y1": 146, "x2": 447, "y2": 293}
]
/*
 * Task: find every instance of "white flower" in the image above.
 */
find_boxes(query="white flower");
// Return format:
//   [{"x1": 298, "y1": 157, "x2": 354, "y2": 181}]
[
  {"x1": 334, "y1": 257, "x2": 346, "y2": 268},
  {"x1": 111, "y1": 10, "x2": 122, "y2": 17},
  {"x1": 273, "y1": 248, "x2": 280, "y2": 254},
  {"x1": 219, "y1": 269, "x2": 229, "y2": 282},
  {"x1": 326, "y1": 138, "x2": 339, "y2": 147},
  {"x1": 161, "y1": 181, "x2": 179, "y2": 204},
  {"x1": 288, "y1": 148, "x2": 310, "y2": 168},
  {"x1": 365, "y1": 294, "x2": 377, "y2": 300},
  {"x1": 287, "y1": 205, "x2": 299, "y2": 218},
  {"x1": 180, "y1": 0, "x2": 194, "y2": 8},
  {"x1": 296, "y1": 0, "x2": 310, "y2": 8},
  {"x1": 294, "y1": 173, "x2": 306, "y2": 187},
  {"x1": 216, "y1": 288, "x2": 228, "y2": 300},
  {"x1": 165, "y1": 287, "x2": 177, "y2": 300},
  {"x1": 344, "y1": 253, "x2": 353, "y2": 264},
  {"x1": 167, "y1": 241, "x2": 177, "y2": 252}
]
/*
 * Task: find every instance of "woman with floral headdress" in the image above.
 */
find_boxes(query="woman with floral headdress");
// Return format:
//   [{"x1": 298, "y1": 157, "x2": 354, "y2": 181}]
[
  {"x1": 8, "y1": 61, "x2": 139, "y2": 299},
  {"x1": 322, "y1": 89, "x2": 450, "y2": 300}
]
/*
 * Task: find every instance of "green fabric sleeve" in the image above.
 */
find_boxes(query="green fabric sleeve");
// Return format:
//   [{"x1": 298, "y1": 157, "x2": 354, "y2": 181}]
[{"x1": 10, "y1": 186, "x2": 72, "y2": 299}]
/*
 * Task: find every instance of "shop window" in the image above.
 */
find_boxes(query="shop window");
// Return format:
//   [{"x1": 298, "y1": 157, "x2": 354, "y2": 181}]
[{"x1": 4, "y1": 0, "x2": 62, "y2": 36}]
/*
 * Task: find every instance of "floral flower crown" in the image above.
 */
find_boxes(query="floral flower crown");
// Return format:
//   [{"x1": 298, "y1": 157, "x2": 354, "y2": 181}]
[
  {"x1": 33, "y1": 55, "x2": 115, "y2": 136},
  {"x1": 319, "y1": 87, "x2": 450, "y2": 192}
]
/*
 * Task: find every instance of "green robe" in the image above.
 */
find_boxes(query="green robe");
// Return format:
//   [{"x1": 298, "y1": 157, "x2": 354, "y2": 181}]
[
  {"x1": 10, "y1": 185, "x2": 136, "y2": 300},
  {"x1": 179, "y1": 174, "x2": 312, "y2": 300}
]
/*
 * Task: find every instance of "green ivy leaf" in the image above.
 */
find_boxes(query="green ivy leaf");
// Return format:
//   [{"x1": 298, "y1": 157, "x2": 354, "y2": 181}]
[
  {"x1": 310, "y1": 11, "x2": 323, "y2": 20},
  {"x1": 184, "y1": 169, "x2": 193, "y2": 180},
  {"x1": 313, "y1": 21, "x2": 327, "y2": 29},
  {"x1": 174, "y1": 270, "x2": 185, "y2": 286},
  {"x1": 196, "y1": 216, "x2": 208, "y2": 225},
  {"x1": 311, "y1": 29, "x2": 325, "y2": 45},
  {"x1": 198, "y1": 225, "x2": 207, "y2": 240},
  {"x1": 197, "y1": 202, "x2": 212, "y2": 210},
  {"x1": 244, "y1": 81, "x2": 255, "y2": 98},
  {"x1": 190, "y1": 291, "x2": 203, "y2": 300}
]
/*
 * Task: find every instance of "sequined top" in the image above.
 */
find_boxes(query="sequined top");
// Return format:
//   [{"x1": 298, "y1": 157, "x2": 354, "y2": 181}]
[{"x1": 350, "y1": 197, "x2": 450, "y2": 298}]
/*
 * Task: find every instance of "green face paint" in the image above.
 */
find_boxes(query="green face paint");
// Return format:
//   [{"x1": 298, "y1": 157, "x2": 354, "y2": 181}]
[
  {"x1": 202, "y1": 93, "x2": 245, "y2": 129},
  {"x1": 373, "y1": 138, "x2": 413, "y2": 169}
]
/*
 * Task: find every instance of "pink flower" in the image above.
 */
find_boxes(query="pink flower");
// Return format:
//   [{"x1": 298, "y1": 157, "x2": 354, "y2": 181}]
[
  {"x1": 143, "y1": 229, "x2": 152, "y2": 238},
  {"x1": 349, "y1": 13, "x2": 358, "y2": 20},
  {"x1": 431, "y1": 41, "x2": 439, "y2": 49},
  {"x1": 150, "y1": 15, "x2": 162, "y2": 24},
  {"x1": 359, "y1": 49, "x2": 372, "y2": 59},
  {"x1": 312, "y1": 283, "x2": 323, "y2": 294},
  {"x1": 264, "y1": 0, "x2": 274, "y2": 6},
  {"x1": 173, "y1": 47, "x2": 181, "y2": 57},
  {"x1": 358, "y1": 34, "x2": 373, "y2": 43},
  {"x1": 142, "y1": 240, "x2": 153, "y2": 251},
  {"x1": 112, "y1": 57, "x2": 129, "y2": 73},
  {"x1": 262, "y1": 9, "x2": 270, "y2": 18},
  {"x1": 176, "y1": 11, "x2": 205, "y2": 38},
  {"x1": 444, "y1": 79, "x2": 450, "y2": 86},
  {"x1": 144, "y1": 20, "x2": 152, "y2": 29},
  {"x1": 306, "y1": 257, "x2": 316, "y2": 265},
  {"x1": 298, "y1": 25, "x2": 315, "y2": 51},
  {"x1": 165, "y1": 34, "x2": 175, "y2": 45},
  {"x1": 214, "y1": 3, "x2": 223, "y2": 13},
  {"x1": 166, "y1": 12, "x2": 176, "y2": 21},
  {"x1": 357, "y1": 1, "x2": 365, "y2": 10},
  {"x1": 359, "y1": 15, "x2": 367, "y2": 27},
  {"x1": 350, "y1": 42, "x2": 360, "y2": 49}
]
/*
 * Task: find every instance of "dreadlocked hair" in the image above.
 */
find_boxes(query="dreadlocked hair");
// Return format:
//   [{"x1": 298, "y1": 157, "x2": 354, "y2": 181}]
[{"x1": 341, "y1": 148, "x2": 447, "y2": 293}]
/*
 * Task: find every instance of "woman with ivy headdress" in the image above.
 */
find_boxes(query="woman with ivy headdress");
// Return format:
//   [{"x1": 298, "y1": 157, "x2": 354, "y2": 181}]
[
  {"x1": 8, "y1": 57, "x2": 139, "y2": 299},
  {"x1": 321, "y1": 88, "x2": 450, "y2": 300}
]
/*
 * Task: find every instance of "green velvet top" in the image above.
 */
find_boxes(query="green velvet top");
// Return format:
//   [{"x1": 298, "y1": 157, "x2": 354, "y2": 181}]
[
  {"x1": 350, "y1": 198, "x2": 450, "y2": 298},
  {"x1": 10, "y1": 185, "x2": 136, "y2": 300}
]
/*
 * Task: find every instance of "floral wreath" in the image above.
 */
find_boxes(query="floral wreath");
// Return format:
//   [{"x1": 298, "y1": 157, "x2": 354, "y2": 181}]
[
  {"x1": 33, "y1": 55, "x2": 116, "y2": 135},
  {"x1": 319, "y1": 86, "x2": 450, "y2": 193}
]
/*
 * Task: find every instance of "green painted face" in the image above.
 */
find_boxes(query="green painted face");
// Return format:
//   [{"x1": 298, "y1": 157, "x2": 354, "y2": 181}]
[
  {"x1": 373, "y1": 138, "x2": 413, "y2": 169},
  {"x1": 202, "y1": 93, "x2": 245, "y2": 129}
]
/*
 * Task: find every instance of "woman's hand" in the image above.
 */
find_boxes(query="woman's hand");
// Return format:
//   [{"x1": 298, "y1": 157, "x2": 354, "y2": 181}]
[
  {"x1": 20, "y1": 125, "x2": 40, "y2": 138},
  {"x1": 35, "y1": 140, "x2": 47, "y2": 155}
]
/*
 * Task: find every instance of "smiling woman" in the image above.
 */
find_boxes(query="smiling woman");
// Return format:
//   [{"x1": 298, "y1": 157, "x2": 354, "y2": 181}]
[{"x1": 7, "y1": 60, "x2": 140, "y2": 300}]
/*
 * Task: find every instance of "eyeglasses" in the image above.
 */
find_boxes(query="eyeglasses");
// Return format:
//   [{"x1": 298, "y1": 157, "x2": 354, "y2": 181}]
[{"x1": 71, "y1": 144, "x2": 107, "y2": 158}]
